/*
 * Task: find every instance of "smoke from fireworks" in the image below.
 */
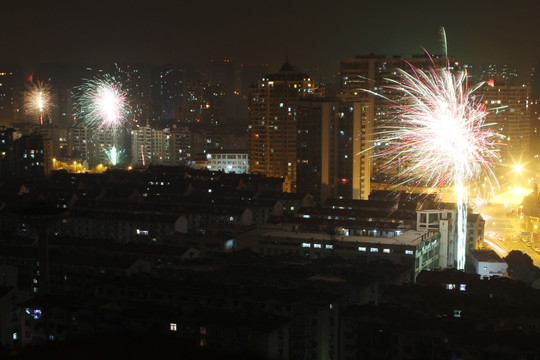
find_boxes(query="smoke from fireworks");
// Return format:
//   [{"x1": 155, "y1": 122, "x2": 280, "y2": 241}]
[
  {"x1": 374, "y1": 56, "x2": 501, "y2": 270},
  {"x1": 75, "y1": 75, "x2": 130, "y2": 129},
  {"x1": 23, "y1": 81, "x2": 54, "y2": 125}
]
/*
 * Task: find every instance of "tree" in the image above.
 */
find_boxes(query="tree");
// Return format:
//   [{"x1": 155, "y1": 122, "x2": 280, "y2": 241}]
[{"x1": 504, "y1": 250, "x2": 540, "y2": 283}]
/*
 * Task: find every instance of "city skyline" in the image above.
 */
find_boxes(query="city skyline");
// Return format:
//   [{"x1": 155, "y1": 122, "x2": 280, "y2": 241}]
[{"x1": 2, "y1": 0, "x2": 538, "y2": 78}]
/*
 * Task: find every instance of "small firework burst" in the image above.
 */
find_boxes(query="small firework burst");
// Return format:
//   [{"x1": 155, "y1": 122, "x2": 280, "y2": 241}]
[{"x1": 23, "y1": 81, "x2": 54, "y2": 125}]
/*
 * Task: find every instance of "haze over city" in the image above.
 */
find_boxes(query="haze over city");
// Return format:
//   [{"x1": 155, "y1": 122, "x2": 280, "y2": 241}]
[{"x1": 3, "y1": 0, "x2": 538, "y2": 77}]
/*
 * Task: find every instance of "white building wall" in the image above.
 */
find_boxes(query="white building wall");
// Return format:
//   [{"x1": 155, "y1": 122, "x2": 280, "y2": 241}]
[
  {"x1": 417, "y1": 209, "x2": 456, "y2": 268},
  {"x1": 474, "y1": 259, "x2": 508, "y2": 279}
]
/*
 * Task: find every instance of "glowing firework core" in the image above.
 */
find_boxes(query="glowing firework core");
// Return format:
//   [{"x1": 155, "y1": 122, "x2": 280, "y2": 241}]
[{"x1": 97, "y1": 87, "x2": 123, "y2": 127}]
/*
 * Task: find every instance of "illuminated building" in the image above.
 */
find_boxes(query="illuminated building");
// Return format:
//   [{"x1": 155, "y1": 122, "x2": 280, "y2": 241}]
[
  {"x1": 115, "y1": 63, "x2": 153, "y2": 125},
  {"x1": 131, "y1": 125, "x2": 191, "y2": 166},
  {"x1": 297, "y1": 99, "x2": 372, "y2": 202},
  {"x1": 466, "y1": 63, "x2": 519, "y2": 85},
  {"x1": 0, "y1": 127, "x2": 15, "y2": 177},
  {"x1": 68, "y1": 126, "x2": 93, "y2": 162},
  {"x1": 416, "y1": 208, "x2": 485, "y2": 269},
  {"x1": 0, "y1": 66, "x2": 22, "y2": 125},
  {"x1": 150, "y1": 64, "x2": 186, "y2": 124},
  {"x1": 202, "y1": 150, "x2": 249, "y2": 174},
  {"x1": 248, "y1": 62, "x2": 323, "y2": 193},
  {"x1": 68, "y1": 127, "x2": 129, "y2": 167},
  {"x1": 14, "y1": 133, "x2": 53, "y2": 178},
  {"x1": 238, "y1": 226, "x2": 440, "y2": 278},
  {"x1": 181, "y1": 80, "x2": 226, "y2": 126},
  {"x1": 480, "y1": 80, "x2": 531, "y2": 162}
]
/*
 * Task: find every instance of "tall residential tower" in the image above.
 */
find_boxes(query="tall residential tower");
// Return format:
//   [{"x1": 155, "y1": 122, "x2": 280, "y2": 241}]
[{"x1": 248, "y1": 63, "x2": 322, "y2": 192}]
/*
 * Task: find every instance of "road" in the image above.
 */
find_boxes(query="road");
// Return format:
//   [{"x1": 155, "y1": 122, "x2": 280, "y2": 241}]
[{"x1": 477, "y1": 203, "x2": 540, "y2": 267}]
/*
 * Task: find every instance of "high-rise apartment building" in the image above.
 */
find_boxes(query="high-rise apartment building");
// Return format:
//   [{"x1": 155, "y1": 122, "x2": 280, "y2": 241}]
[
  {"x1": 13, "y1": 134, "x2": 53, "y2": 178},
  {"x1": 297, "y1": 100, "x2": 373, "y2": 202},
  {"x1": 479, "y1": 81, "x2": 531, "y2": 163},
  {"x1": 0, "y1": 66, "x2": 23, "y2": 126},
  {"x1": 248, "y1": 63, "x2": 322, "y2": 193},
  {"x1": 0, "y1": 127, "x2": 15, "y2": 177},
  {"x1": 150, "y1": 65, "x2": 186, "y2": 124},
  {"x1": 181, "y1": 80, "x2": 227, "y2": 126},
  {"x1": 466, "y1": 63, "x2": 519, "y2": 85},
  {"x1": 116, "y1": 63, "x2": 153, "y2": 126},
  {"x1": 528, "y1": 62, "x2": 540, "y2": 159}
]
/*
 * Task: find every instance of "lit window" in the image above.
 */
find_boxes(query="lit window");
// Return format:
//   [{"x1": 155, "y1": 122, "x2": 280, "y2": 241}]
[
  {"x1": 314, "y1": 244, "x2": 321, "y2": 248},
  {"x1": 382, "y1": 249, "x2": 390, "y2": 253},
  {"x1": 370, "y1": 248, "x2": 378, "y2": 253},
  {"x1": 325, "y1": 244, "x2": 333, "y2": 249},
  {"x1": 405, "y1": 250, "x2": 414, "y2": 255},
  {"x1": 170, "y1": 323, "x2": 177, "y2": 332},
  {"x1": 302, "y1": 243, "x2": 311, "y2": 248},
  {"x1": 358, "y1": 247, "x2": 366, "y2": 252}
]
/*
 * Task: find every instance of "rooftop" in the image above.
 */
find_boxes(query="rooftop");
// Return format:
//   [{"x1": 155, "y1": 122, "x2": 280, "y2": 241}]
[{"x1": 470, "y1": 249, "x2": 505, "y2": 263}]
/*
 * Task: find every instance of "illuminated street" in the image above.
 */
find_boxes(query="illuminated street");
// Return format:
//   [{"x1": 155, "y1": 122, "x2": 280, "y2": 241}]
[{"x1": 478, "y1": 191, "x2": 540, "y2": 267}]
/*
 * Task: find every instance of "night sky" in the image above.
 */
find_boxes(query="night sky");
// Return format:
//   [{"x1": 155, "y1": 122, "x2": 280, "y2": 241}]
[{"x1": 2, "y1": 0, "x2": 539, "y2": 78}]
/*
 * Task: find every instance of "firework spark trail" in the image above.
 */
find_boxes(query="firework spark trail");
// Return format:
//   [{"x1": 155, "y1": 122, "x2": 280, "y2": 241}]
[
  {"x1": 104, "y1": 146, "x2": 123, "y2": 166},
  {"x1": 23, "y1": 81, "x2": 53, "y2": 125},
  {"x1": 75, "y1": 75, "x2": 130, "y2": 129},
  {"x1": 141, "y1": 145, "x2": 145, "y2": 166},
  {"x1": 374, "y1": 59, "x2": 501, "y2": 270}
]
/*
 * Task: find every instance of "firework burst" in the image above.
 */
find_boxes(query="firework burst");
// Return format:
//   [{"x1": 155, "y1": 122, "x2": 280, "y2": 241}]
[
  {"x1": 378, "y1": 64, "x2": 500, "y2": 188},
  {"x1": 23, "y1": 81, "x2": 54, "y2": 125},
  {"x1": 374, "y1": 57, "x2": 501, "y2": 270},
  {"x1": 75, "y1": 75, "x2": 130, "y2": 129}
]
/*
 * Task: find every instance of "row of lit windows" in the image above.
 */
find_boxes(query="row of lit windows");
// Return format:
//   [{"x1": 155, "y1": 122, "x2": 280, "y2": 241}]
[{"x1": 300, "y1": 242, "x2": 414, "y2": 255}]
